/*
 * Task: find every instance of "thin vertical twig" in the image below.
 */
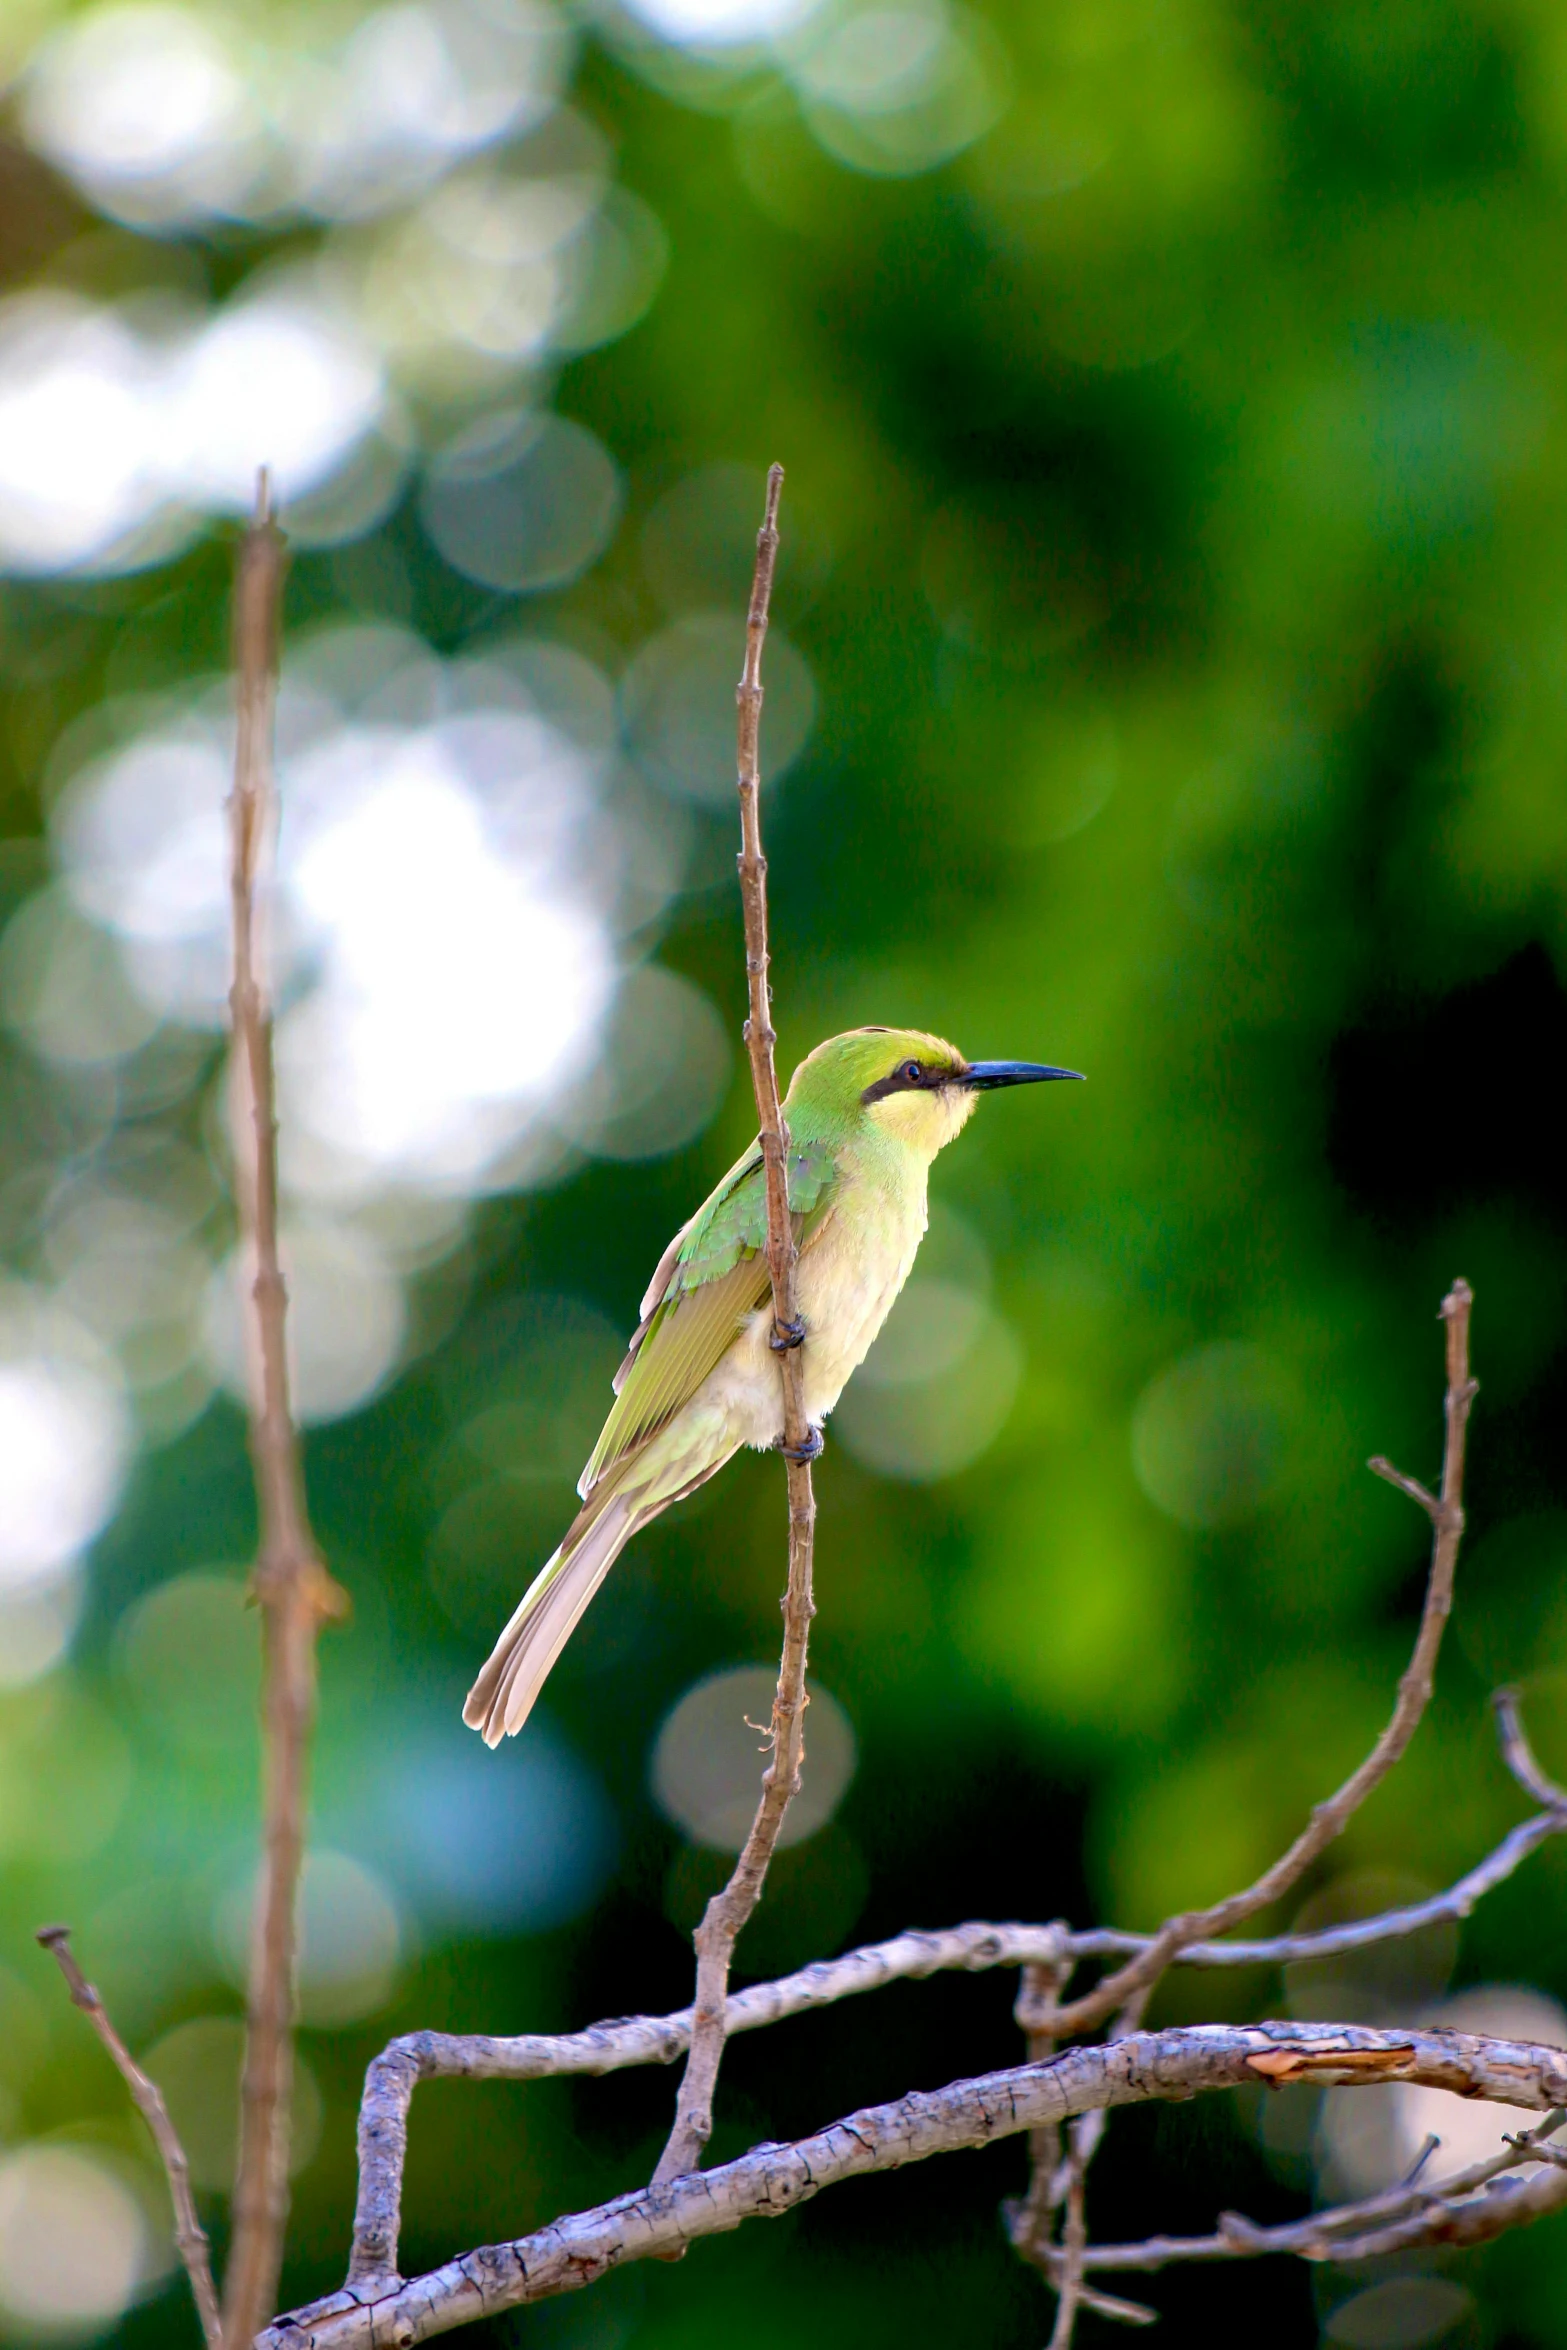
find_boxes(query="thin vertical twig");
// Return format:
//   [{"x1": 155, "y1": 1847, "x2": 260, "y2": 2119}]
[
  {"x1": 652, "y1": 464, "x2": 815, "y2": 2189},
  {"x1": 1011, "y1": 1954, "x2": 1072, "y2": 2258},
  {"x1": 1013, "y1": 1966, "x2": 1158, "y2": 2343},
  {"x1": 1009, "y1": 1281, "x2": 1478, "y2": 2335},
  {"x1": 35, "y1": 1928, "x2": 223, "y2": 2350},
  {"x1": 1047, "y1": 1989, "x2": 1156, "y2": 2345},
  {"x1": 1048, "y1": 2159, "x2": 1089, "y2": 2350},
  {"x1": 223, "y1": 471, "x2": 347, "y2": 2349},
  {"x1": 1041, "y1": 1279, "x2": 1478, "y2": 2040}
]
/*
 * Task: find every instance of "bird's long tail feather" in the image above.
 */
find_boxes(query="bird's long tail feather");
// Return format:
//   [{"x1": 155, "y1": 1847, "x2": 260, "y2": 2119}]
[
  {"x1": 462, "y1": 1492, "x2": 641, "y2": 1747},
  {"x1": 463, "y1": 1439, "x2": 732, "y2": 1745}
]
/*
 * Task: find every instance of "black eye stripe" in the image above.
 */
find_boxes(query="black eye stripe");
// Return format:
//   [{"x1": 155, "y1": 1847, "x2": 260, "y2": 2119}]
[{"x1": 860, "y1": 1057, "x2": 950, "y2": 1105}]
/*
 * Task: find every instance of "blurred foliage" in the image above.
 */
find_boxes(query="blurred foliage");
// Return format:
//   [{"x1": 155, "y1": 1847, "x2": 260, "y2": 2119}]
[{"x1": 5, "y1": 1, "x2": 1567, "y2": 2345}]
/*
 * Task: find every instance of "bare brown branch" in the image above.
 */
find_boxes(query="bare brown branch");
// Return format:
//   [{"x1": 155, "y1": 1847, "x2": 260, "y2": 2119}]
[
  {"x1": 1075, "y1": 1800, "x2": 1565, "y2": 1971},
  {"x1": 1044, "y1": 1279, "x2": 1477, "y2": 2040},
  {"x1": 349, "y1": 1921, "x2": 1076, "y2": 2287},
  {"x1": 35, "y1": 1927, "x2": 223, "y2": 2350},
  {"x1": 1014, "y1": 1279, "x2": 1483, "y2": 2341},
  {"x1": 223, "y1": 469, "x2": 347, "y2": 2350},
  {"x1": 261, "y1": 2024, "x2": 1567, "y2": 2350},
  {"x1": 1320, "y1": 2155, "x2": 1567, "y2": 2258},
  {"x1": 235, "y1": 1201, "x2": 1547, "y2": 2344},
  {"x1": 341, "y1": 1701, "x2": 1567, "y2": 2299},
  {"x1": 654, "y1": 463, "x2": 817, "y2": 2189},
  {"x1": 1367, "y1": 1456, "x2": 1439, "y2": 1517},
  {"x1": 1074, "y1": 2105, "x2": 1567, "y2": 2275}
]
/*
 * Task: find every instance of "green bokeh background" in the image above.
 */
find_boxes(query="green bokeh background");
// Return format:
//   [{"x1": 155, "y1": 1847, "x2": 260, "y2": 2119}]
[{"x1": 6, "y1": 3, "x2": 1567, "y2": 2344}]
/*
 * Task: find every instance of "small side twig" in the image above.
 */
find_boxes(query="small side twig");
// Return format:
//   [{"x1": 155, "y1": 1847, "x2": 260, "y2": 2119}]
[
  {"x1": 1367, "y1": 1457, "x2": 1440, "y2": 1516},
  {"x1": 35, "y1": 1927, "x2": 222, "y2": 2350},
  {"x1": 1495, "y1": 1685, "x2": 1567, "y2": 1813},
  {"x1": 1075, "y1": 2104, "x2": 1567, "y2": 2276},
  {"x1": 223, "y1": 470, "x2": 347, "y2": 2349},
  {"x1": 653, "y1": 465, "x2": 815, "y2": 2190},
  {"x1": 1044, "y1": 1279, "x2": 1477, "y2": 2039}
]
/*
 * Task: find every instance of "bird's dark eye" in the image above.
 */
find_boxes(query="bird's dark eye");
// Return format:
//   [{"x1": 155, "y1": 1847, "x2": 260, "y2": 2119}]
[{"x1": 901, "y1": 1060, "x2": 922, "y2": 1084}]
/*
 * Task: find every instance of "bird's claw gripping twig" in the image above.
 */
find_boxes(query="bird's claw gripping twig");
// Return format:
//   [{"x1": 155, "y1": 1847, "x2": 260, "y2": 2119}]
[
  {"x1": 770, "y1": 1314, "x2": 807, "y2": 1353},
  {"x1": 777, "y1": 1426, "x2": 824, "y2": 1464}
]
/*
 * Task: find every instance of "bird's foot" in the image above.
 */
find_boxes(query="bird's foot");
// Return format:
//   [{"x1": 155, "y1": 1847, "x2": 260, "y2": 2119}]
[
  {"x1": 770, "y1": 1314, "x2": 807, "y2": 1354},
  {"x1": 777, "y1": 1425, "x2": 824, "y2": 1464}
]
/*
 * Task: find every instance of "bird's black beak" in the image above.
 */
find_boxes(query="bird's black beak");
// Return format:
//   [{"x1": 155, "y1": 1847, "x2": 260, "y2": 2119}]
[{"x1": 961, "y1": 1061, "x2": 1085, "y2": 1090}]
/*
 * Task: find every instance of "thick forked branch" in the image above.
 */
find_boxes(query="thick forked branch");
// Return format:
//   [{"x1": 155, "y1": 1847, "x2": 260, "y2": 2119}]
[
  {"x1": 35, "y1": 1928, "x2": 223, "y2": 2350},
  {"x1": 1044, "y1": 1279, "x2": 1478, "y2": 2041},
  {"x1": 224, "y1": 472, "x2": 347, "y2": 2349},
  {"x1": 653, "y1": 464, "x2": 816, "y2": 2189},
  {"x1": 339, "y1": 1682, "x2": 1567, "y2": 2290},
  {"x1": 262, "y1": 2023, "x2": 1567, "y2": 2350},
  {"x1": 351, "y1": 1923, "x2": 1067, "y2": 2284}
]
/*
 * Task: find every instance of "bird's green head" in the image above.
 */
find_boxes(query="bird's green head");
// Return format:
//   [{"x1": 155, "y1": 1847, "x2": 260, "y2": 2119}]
[{"x1": 783, "y1": 1027, "x2": 1083, "y2": 1162}]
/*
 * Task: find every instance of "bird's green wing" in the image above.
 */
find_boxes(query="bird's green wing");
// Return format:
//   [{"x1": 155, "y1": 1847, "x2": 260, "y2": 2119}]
[{"x1": 579, "y1": 1138, "x2": 839, "y2": 1494}]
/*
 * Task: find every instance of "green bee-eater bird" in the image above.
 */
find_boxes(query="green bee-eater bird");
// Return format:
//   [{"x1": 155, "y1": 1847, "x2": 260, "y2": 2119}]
[{"x1": 464, "y1": 1026, "x2": 1082, "y2": 1744}]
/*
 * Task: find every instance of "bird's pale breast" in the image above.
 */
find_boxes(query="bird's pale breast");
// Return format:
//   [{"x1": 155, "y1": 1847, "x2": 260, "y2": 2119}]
[
  {"x1": 677, "y1": 1145, "x2": 930, "y2": 1458},
  {"x1": 796, "y1": 1161, "x2": 928, "y2": 1424}
]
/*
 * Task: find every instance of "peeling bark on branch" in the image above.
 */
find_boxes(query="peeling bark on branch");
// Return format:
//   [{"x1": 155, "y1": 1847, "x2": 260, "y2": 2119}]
[
  {"x1": 349, "y1": 1921, "x2": 1072, "y2": 2285},
  {"x1": 344, "y1": 1726, "x2": 1567, "y2": 2294},
  {"x1": 266, "y1": 2025, "x2": 1567, "y2": 2350}
]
